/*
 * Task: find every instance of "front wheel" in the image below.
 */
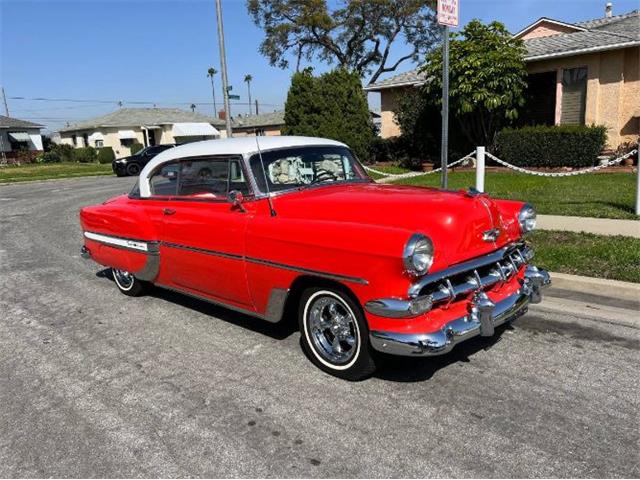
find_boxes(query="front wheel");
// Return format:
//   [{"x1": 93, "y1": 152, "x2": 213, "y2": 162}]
[
  {"x1": 112, "y1": 268, "x2": 148, "y2": 297},
  {"x1": 299, "y1": 287, "x2": 377, "y2": 381}
]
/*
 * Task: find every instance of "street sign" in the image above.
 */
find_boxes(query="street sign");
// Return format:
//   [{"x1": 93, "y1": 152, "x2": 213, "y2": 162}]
[
  {"x1": 226, "y1": 85, "x2": 233, "y2": 91},
  {"x1": 228, "y1": 94, "x2": 240, "y2": 100},
  {"x1": 437, "y1": 0, "x2": 459, "y2": 27}
]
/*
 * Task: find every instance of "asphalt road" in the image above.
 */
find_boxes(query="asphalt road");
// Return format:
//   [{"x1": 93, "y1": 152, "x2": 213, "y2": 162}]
[{"x1": 1, "y1": 176, "x2": 638, "y2": 478}]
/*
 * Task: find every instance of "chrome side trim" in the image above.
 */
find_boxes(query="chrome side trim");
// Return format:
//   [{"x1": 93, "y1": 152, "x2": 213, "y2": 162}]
[
  {"x1": 155, "y1": 283, "x2": 266, "y2": 320},
  {"x1": 364, "y1": 295, "x2": 433, "y2": 318},
  {"x1": 83, "y1": 231, "x2": 160, "y2": 254},
  {"x1": 369, "y1": 267, "x2": 550, "y2": 357},
  {"x1": 161, "y1": 241, "x2": 368, "y2": 285},
  {"x1": 264, "y1": 288, "x2": 290, "y2": 323}
]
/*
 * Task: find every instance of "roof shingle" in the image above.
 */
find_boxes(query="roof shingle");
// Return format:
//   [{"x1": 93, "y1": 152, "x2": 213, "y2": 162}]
[{"x1": 0, "y1": 115, "x2": 44, "y2": 129}]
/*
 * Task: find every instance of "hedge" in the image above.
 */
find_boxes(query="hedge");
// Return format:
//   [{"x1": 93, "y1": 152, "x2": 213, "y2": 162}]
[
  {"x1": 97, "y1": 146, "x2": 115, "y2": 164},
  {"x1": 495, "y1": 125, "x2": 607, "y2": 168},
  {"x1": 74, "y1": 146, "x2": 97, "y2": 163}
]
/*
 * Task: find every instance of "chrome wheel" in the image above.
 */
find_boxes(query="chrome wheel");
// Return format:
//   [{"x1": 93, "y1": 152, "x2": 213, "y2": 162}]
[
  {"x1": 112, "y1": 268, "x2": 135, "y2": 291},
  {"x1": 305, "y1": 292, "x2": 359, "y2": 366}
]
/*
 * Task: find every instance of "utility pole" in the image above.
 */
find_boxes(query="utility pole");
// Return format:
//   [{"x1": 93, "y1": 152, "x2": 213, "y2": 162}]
[
  {"x1": 1, "y1": 86, "x2": 9, "y2": 116},
  {"x1": 214, "y1": 0, "x2": 232, "y2": 137},
  {"x1": 440, "y1": 24, "x2": 449, "y2": 189},
  {"x1": 436, "y1": 0, "x2": 459, "y2": 189}
]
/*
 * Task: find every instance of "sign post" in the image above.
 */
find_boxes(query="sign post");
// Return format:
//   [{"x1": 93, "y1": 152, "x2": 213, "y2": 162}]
[{"x1": 437, "y1": 0, "x2": 459, "y2": 189}]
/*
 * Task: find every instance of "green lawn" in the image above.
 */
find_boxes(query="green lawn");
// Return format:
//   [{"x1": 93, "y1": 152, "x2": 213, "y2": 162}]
[
  {"x1": 528, "y1": 230, "x2": 640, "y2": 283},
  {"x1": 0, "y1": 162, "x2": 113, "y2": 183},
  {"x1": 370, "y1": 166, "x2": 638, "y2": 219}
]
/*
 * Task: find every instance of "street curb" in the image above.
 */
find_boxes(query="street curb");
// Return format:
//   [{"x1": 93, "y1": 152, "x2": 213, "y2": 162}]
[
  {"x1": 549, "y1": 271, "x2": 639, "y2": 302},
  {"x1": 0, "y1": 173, "x2": 114, "y2": 187}
]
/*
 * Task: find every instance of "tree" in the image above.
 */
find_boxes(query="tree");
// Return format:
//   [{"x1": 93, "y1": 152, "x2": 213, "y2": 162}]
[
  {"x1": 207, "y1": 67, "x2": 218, "y2": 116},
  {"x1": 421, "y1": 20, "x2": 528, "y2": 146},
  {"x1": 190, "y1": 103, "x2": 196, "y2": 113},
  {"x1": 244, "y1": 74, "x2": 253, "y2": 115},
  {"x1": 247, "y1": 0, "x2": 438, "y2": 84},
  {"x1": 283, "y1": 68, "x2": 375, "y2": 160}
]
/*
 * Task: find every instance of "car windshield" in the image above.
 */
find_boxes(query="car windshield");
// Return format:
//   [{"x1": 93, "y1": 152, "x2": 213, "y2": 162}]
[{"x1": 248, "y1": 146, "x2": 370, "y2": 193}]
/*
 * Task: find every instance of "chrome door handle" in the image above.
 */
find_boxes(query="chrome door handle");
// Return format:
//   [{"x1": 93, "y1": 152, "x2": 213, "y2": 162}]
[{"x1": 163, "y1": 208, "x2": 176, "y2": 215}]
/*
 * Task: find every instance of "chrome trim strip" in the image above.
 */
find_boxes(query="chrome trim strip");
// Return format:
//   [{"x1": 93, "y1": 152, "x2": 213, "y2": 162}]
[
  {"x1": 161, "y1": 241, "x2": 368, "y2": 285},
  {"x1": 84, "y1": 231, "x2": 160, "y2": 254},
  {"x1": 364, "y1": 295, "x2": 433, "y2": 318},
  {"x1": 369, "y1": 267, "x2": 550, "y2": 356}
]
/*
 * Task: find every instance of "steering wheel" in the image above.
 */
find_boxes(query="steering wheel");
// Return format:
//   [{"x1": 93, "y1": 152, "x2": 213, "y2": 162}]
[{"x1": 311, "y1": 169, "x2": 338, "y2": 184}]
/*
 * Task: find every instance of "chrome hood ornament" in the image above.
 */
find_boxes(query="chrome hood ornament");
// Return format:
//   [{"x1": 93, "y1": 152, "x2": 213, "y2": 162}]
[{"x1": 482, "y1": 228, "x2": 501, "y2": 242}]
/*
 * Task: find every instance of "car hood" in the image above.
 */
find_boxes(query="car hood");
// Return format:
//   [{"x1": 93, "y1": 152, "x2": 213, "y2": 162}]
[{"x1": 272, "y1": 182, "x2": 521, "y2": 265}]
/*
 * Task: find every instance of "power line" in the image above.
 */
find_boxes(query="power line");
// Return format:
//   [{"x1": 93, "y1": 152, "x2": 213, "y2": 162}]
[{"x1": 8, "y1": 96, "x2": 283, "y2": 108}]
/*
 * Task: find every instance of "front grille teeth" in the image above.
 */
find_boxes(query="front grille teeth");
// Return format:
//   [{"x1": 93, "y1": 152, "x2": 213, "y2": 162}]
[{"x1": 420, "y1": 246, "x2": 529, "y2": 306}]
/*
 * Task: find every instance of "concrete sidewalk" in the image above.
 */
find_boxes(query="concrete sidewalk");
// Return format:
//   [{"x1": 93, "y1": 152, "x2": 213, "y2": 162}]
[{"x1": 538, "y1": 214, "x2": 640, "y2": 238}]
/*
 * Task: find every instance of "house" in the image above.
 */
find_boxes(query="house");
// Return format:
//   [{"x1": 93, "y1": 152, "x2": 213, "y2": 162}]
[
  {"x1": 365, "y1": 7, "x2": 640, "y2": 148},
  {"x1": 58, "y1": 108, "x2": 225, "y2": 157},
  {"x1": 0, "y1": 115, "x2": 44, "y2": 159},
  {"x1": 230, "y1": 111, "x2": 285, "y2": 137}
]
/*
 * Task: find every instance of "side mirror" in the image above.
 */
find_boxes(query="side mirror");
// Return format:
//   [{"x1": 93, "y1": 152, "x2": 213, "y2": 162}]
[{"x1": 228, "y1": 190, "x2": 246, "y2": 212}]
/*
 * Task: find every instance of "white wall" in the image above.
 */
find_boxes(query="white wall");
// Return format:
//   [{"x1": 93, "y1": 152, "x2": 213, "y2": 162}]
[{"x1": 0, "y1": 128, "x2": 43, "y2": 152}]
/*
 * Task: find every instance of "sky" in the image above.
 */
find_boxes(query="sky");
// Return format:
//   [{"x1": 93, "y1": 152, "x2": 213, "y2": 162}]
[{"x1": 1, "y1": 0, "x2": 639, "y2": 132}]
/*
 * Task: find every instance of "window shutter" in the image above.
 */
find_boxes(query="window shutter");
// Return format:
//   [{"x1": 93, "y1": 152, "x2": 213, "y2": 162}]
[{"x1": 561, "y1": 67, "x2": 587, "y2": 125}]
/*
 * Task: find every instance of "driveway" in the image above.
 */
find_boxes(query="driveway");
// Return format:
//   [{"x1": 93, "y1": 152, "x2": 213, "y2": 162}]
[{"x1": 0, "y1": 177, "x2": 638, "y2": 477}]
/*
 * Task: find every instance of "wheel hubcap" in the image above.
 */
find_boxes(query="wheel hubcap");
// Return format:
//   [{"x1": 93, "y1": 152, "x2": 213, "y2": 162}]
[
  {"x1": 307, "y1": 296, "x2": 358, "y2": 364},
  {"x1": 113, "y1": 268, "x2": 134, "y2": 289}
]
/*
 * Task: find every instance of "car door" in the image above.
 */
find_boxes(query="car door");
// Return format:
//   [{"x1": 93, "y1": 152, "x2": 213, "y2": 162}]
[{"x1": 148, "y1": 155, "x2": 253, "y2": 309}]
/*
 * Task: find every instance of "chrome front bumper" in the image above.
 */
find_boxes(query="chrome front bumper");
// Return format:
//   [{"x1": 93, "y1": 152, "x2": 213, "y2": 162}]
[{"x1": 369, "y1": 266, "x2": 550, "y2": 357}]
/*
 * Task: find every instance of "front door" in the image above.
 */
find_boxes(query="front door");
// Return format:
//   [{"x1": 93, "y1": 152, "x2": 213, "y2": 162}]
[{"x1": 148, "y1": 156, "x2": 253, "y2": 309}]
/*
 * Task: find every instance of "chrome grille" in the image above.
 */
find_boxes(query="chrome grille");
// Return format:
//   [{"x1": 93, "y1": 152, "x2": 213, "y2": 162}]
[{"x1": 409, "y1": 243, "x2": 533, "y2": 305}]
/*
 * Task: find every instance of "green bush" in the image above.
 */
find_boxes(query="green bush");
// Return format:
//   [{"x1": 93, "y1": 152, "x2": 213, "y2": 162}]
[
  {"x1": 283, "y1": 68, "x2": 374, "y2": 161},
  {"x1": 38, "y1": 151, "x2": 62, "y2": 163},
  {"x1": 130, "y1": 143, "x2": 144, "y2": 155},
  {"x1": 369, "y1": 137, "x2": 407, "y2": 164},
  {"x1": 495, "y1": 125, "x2": 607, "y2": 168},
  {"x1": 74, "y1": 146, "x2": 97, "y2": 163},
  {"x1": 50, "y1": 143, "x2": 76, "y2": 162},
  {"x1": 97, "y1": 146, "x2": 115, "y2": 164}
]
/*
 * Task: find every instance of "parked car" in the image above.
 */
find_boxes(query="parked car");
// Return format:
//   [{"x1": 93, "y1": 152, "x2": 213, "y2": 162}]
[
  {"x1": 112, "y1": 144, "x2": 175, "y2": 177},
  {"x1": 80, "y1": 136, "x2": 550, "y2": 380}
]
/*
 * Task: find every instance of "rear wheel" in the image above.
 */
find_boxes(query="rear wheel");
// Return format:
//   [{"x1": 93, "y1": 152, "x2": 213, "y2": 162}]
[
  {"x1": 299, "y1": 287, "x2": 376, "y2": 381},
  {"x1": 112, "y1": 268, "x2": 148, "y2": 297},
  {"x1": 126, "y1": 163, "x2": 141, "y2": 176}
]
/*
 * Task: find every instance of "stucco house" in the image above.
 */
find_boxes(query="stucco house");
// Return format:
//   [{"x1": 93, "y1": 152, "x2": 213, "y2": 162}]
[
  {"x1": 230, "y1": 111, "x2": 285, "y2": 137},
  {"x1": 0, "y1": 115, "x2": 44, "y2": 159},
  {"x1": 365, "y1": 7, "x2": 640, "y2": 149},
  {"x1": 58, "y1": 108, "x2": 225, "y2": 158}
]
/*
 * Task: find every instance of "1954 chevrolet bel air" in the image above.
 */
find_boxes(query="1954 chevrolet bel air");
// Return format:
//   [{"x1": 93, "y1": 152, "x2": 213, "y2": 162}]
[{"x1": 80, "y1": 136, "x2": 550, "y2": 380}]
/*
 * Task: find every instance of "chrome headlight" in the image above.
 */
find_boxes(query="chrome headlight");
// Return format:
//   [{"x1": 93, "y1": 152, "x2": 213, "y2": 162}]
[
  {"x1": 518, "y1": 203, "x2": 537, "y2": 233},
  {"x1": 403, "y1": 234, "x2": 434, "y2": 276}
]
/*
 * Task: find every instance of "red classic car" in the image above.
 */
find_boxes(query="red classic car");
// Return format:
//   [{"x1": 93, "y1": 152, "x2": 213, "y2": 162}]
[{"x1": 80, "y1": 136, "x2": 550, "y2": 380}]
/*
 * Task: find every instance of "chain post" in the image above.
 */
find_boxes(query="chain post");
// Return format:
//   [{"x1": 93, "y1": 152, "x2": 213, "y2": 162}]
[
  {"x1": 475, "y1": 146, "x2": 485, "y2": 192},
  {"x1": 636, "y1": 140, "x2": 640, "y2": 216}
]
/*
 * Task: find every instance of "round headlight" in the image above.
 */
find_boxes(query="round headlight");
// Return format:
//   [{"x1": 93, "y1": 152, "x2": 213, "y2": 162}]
[
  {"x1": 403, "y1": 234, "x2": 434, "y2": 276},
  {"x1": 518, "y1": 203, "x2": 537, "y2": 233}
]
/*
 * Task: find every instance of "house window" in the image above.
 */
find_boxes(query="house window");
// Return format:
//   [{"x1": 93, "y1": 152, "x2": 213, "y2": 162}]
[
  {"x1": 121, "y1": 138, "x2": 135, "y2": 147},
  {"x1": 561, "y1": 67, "x2": 587, "y2": 125},
  {"x1": 95, "y1": 139, "x2": 104, "y2": 148}
]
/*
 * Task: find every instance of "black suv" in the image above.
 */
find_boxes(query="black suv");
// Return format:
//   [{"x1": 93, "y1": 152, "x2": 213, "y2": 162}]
[{"x1": 112, "y1": 144, "x2": 175, "y2": 177}]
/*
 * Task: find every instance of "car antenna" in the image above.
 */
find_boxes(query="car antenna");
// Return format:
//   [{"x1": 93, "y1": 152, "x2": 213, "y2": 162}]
[{"x1": 255, "y1": 135, "x2": 277, "y2": 217}]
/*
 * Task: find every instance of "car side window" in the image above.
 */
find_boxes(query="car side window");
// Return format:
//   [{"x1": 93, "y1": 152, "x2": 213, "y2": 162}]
[
  {"x1": 175, "y1": 157, "x2": 250, "y2": 199},
  {"x1": 149, "y1": 162, "x2": 179, "y2": 196}
]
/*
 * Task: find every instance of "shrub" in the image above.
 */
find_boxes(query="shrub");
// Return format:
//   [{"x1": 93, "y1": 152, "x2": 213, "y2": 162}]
[
  {"x1": 495, "y1": 125, "x2": 607, "y2": 168},
  {"x1": 74, "y1": 146, "x2": 97, "y2": 163},
  {"x1": 50, "y1": 143, "x2": 76, "y2": 162},
  {"x1": 130, "y1": 143, "x2": 144, "y2": 155},
  {"x1": 38, "y1": 151, "x2": 62, "y2": 163},
  {"x1": 284, "y1": 68, "x2": 375, "y2": 161},
  {"x1": 97, "y1": 146, "x2": 115, "y2": 164},
  {"x1": 369, "y1": 137, "x2": 407, "y2": 164}
]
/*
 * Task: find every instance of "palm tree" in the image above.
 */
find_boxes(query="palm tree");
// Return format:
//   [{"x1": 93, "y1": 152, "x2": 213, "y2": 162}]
[
  {"x1": 207, "y1": 67, "x2": 218, "y2": 117},
  {"x1": 244, "y1": 74, "x2": 253, "y2": 115},
  {"x1": 190, "y1": 103, "x2": 196, "y2": 113}
]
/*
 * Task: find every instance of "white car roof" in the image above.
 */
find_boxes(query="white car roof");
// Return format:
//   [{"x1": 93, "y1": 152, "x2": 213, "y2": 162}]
[{"x1": 138, "y1": 135, "x2": 349, "y2": 198}]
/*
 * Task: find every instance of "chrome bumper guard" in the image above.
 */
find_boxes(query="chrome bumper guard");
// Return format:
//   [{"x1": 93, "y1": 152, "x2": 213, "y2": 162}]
[{"x1": 369, "y1": 266, "x2": 550, "y2": 357}]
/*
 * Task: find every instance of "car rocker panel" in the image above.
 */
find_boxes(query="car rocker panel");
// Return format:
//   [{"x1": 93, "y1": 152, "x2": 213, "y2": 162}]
[{"x1": 79, "y1": 135, "x2": 550, "y2": 380}]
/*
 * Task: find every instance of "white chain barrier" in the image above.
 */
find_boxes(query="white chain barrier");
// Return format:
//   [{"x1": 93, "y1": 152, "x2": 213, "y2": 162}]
[
  {"x1": 484, "y1": 149, "x2": 638, "y2": 177},
  {"x1": 364, "y1": 148, "x2": 638, "y2": 181},
  {"x1": 364, "y1": 151, "x2": 476, "y2": 183}
]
